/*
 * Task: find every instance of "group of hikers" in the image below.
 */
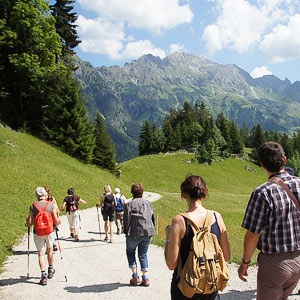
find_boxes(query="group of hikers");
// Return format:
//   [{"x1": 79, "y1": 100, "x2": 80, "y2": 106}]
[
  {"x1": 26, "y1": 182, "x2": 154, "y2": 288},
  {"x1": 25, "y1": 141, "x2": 300, "y2": 300}
]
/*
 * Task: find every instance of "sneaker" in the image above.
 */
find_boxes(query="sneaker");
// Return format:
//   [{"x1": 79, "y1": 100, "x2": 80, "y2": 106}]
[
  {"x1": 140, "y1": 278, "x2": 150, "y2": 287},
  {"x1": 47, "y1": 268, "x2": 55, "y2": 279},
  {"x1": 104, "y1": 236, "x2": 108, "y2": 241},
  {"x1": 130, "y1": 276, "x2": 141, "y2": 286},
  {"x1": 70, "y1": 232, "x2": 74, "y2": 238},
  {"x1": 53, "y1": 244, "x2": 58, "y2": 251},
  {"x1": 117, "y1": 229, "x2": 120, "y2": 235},
  {"x1": 39, "y1": 276, "x2": 47, "y2": 286},
  {"x1": 74, "y1": 236, "x2": 79, "y2": 242}
]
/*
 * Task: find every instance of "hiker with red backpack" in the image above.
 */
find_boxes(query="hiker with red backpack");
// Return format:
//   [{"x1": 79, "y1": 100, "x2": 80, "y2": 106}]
[
  {"x1": 99, "y1": 184, "x2": 115, "y2": 242},
  {"x1": 26, "y1": 187, "x2": 61, "y2": 285},
  {"x1": 61, "y1": 188, "x2": 87, "y2": 242}
]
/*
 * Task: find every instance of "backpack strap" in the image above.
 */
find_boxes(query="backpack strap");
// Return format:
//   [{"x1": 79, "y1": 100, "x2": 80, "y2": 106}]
[
  {"x1": 179, "y1": 210, "x2": 214, "y2": 233},
  {"x1": 33, "y1": 201, "x2": 49, "y2": 212},
  {"x1": 269, "y1": 177, "x2": 300, "y2": 211}
]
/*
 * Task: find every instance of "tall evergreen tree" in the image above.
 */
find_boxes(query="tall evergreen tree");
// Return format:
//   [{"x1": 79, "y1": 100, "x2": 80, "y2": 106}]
[
  {"x1": 43, "y1": 68, "x2": 95, "y2": 163},
  {"x1": 139, "y1": 120, "x2": 152, "y2": 155},
  {"x1": 50, "y1": 0, "x2": 80, "y2": 60},
  {"x1": 229, "y1": 121, "x2": 244, "y2": 154},
  {"x1": 93, "y1": 112, "x2": 117, "y2": 173},
  {"x1": 216, "y1": 111, "x2": 232, "y2": 155}
]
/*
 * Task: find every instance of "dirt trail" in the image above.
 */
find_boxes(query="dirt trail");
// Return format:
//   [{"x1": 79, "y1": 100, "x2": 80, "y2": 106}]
[{"x1": 0, "y1": 192, "x2": 299, "y2": 299}]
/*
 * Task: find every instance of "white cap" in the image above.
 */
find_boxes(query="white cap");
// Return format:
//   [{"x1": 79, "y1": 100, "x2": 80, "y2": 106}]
[
  {"x1": 114, "y1": 188, "x2": 120, "y2": 193},
  {"x1": 35, "y1": 187, "x2": 48, "y2": 198}
]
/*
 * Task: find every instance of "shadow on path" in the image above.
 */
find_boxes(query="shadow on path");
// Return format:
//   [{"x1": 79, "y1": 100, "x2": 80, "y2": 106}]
[
  {"x1": 64, "y1": 282, "x2": 128, "y2": 293},
  {"x1": 221, "y1": 289, "x2": 256, "y2": 299}
]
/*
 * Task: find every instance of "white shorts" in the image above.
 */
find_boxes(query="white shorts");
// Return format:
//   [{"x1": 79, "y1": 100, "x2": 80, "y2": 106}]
[
  {"x1": 34, "y1": 233, "x2": 55, "y2": 251},
  {"x1": 67, "y1": 210, "x2": 80, "y2": 229}
]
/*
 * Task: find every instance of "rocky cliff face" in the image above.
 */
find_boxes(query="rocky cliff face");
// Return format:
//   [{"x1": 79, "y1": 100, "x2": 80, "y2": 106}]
[{"x1": 74, "y1": 52, "x2": 300, "y2": 161}]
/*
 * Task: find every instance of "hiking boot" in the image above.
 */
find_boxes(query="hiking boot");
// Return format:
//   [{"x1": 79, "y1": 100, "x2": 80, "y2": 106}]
[
  {"x1": 74, "y1": 235, "x2": 79, "y2": 242},
  {"x1": 47, "y1": 268, "x2": 55, "y2": 279},
  {"x1": 130, "y1": 276, "x2": 141, "y2": 286},
  {"x1": 117, "y1": 228, "x2": 120, "y2": 235},
  {"x1": 39, "y1": 276, "x2": 47, "y2": 286},
  {"x1": 140, "y1": 278, "x2": 150, "y2": 287},
  {"x1": 53, "y1": 244, "x2": 58, "y2": 251},
  {"x1": 70, "y1": 232, "x2": 74, "y2": 238}
]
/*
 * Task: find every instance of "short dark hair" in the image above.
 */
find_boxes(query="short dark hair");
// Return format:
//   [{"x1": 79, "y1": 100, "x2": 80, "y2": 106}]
[
  {"x1": 257, "y1": 142, "x2": 285, "y2": 172},
  {"x1": 67, "y1": 188, "x2": 75, "y2": 195},
  {"x1": 180, "y1": 175, "x2": 208, "y2": 200},
  {"x1": 131, "y1": 183, "x2": 144, "y2": 198}
]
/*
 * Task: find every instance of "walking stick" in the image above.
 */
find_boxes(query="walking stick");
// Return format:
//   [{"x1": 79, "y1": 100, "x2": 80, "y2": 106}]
[
  {"x1": 96, "y1": 204, "x2": 102, "y2": 240},
  {"x1": 55, "y1": 228, "x2": 68, "y2": 282},
  {"x1": 27, "y1": 225, "x2": 30, "y2": 279}
]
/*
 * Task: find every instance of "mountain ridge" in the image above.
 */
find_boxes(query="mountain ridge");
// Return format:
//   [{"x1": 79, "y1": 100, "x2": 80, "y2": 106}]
[{"x1": 74, "y1": 52, "x2": 300, "y2": 162}]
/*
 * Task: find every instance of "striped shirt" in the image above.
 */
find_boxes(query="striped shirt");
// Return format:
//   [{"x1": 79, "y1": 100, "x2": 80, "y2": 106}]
[{"x1": 242, "y1": 172, "x2": 300, "y2": 253}]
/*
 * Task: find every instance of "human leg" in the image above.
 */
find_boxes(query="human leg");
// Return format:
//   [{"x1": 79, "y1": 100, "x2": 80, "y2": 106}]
[
  {"x1": 67, "y1": 212, "x2": 75, "y2": 237},
  {"x1": 73, "y1": 210, "x2": 80, "y2": 241},
  {"x1": 137, "y1": 236, "x2": 152, "y2": 286},
  {"x1": 45, "y1": 234, "x2": 55, "y2": 278},
  {"x1": 108, "y1": 212, "x2": 115, "y2": 242},
  {"x1": 34, "y1": 234, "x2": 47, "y2": 285},
  {"x1": 126, "y1": 236, "x2": 141, "y2": 285},
  {"x1": 257, "y1": 251, "x2": 300, "y2": 300}
]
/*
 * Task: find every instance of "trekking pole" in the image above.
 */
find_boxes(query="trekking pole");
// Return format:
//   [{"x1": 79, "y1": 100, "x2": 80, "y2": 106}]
[
  {"x1": 26, "y1": 225, "x2": 30, "y2": 279},
  {"x1": 55, "y1": 228, "x2": 68, "y2": 282},
  {"x1": 96, "y1": 204, "x2": 102, "y2": 240}
]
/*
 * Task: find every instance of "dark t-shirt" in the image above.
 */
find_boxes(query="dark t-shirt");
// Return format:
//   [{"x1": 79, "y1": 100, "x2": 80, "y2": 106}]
[{"x1": 63, "y1": 195, "x2": 80, "y2": 212}]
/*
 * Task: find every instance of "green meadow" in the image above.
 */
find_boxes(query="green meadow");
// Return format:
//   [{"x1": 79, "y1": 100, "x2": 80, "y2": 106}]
[{"x1": 0, "y1": 127, "x2": 265, "y2": 271}]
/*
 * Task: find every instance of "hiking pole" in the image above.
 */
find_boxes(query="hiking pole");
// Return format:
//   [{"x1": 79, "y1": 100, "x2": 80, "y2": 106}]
[
  {"x1": 96, "y1": 204, "x2": 102, "y2": 240},
  {"x1": 55, "y1": 228, "x2": 68, "y2": 282},
  {"x1": 26, "y1": 224, "x2": 30, "y2": 279}
]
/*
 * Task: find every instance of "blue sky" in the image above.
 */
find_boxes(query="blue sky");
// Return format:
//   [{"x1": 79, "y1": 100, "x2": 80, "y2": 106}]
[{"x1": 73, "y1": 0, "x2": 300, "y2": 83}]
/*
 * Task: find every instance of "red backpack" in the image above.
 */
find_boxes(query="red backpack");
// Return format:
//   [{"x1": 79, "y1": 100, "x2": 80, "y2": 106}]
[{"x1": 33, "y1": 202, "x2": 53, "y2": 236}]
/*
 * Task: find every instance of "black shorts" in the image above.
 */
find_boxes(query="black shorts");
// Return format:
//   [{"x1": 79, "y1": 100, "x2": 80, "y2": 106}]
[{"x1": 101, "y1": 209, "x2": 115, "y2": 222}]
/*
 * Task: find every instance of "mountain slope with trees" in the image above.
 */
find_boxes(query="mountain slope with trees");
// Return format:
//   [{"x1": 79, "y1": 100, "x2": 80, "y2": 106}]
[{"x1": 74, "y1": 53, "x2": 300, "y2": 161}]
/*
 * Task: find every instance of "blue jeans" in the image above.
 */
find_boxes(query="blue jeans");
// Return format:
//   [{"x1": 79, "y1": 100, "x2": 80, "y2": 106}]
[{"x1": 126, "y1": 236, "x2": 152, "y2": 272}]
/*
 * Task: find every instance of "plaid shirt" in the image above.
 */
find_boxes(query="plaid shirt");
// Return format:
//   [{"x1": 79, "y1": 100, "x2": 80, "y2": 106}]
[
  {"x1": 123, "y1": 197, "x2": 155, "y2": 237},
  {"x1": 242, "y1": 172, "x2": 300, "y2": 253}
]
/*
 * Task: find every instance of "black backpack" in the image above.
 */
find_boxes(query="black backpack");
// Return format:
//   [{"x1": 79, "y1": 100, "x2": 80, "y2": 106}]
[{"x1": 103, "y1": 194, "x2": 115, "y2": 212}]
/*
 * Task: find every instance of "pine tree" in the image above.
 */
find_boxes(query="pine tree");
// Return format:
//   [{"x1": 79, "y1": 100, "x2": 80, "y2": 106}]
[
  {"x1": 50, "y1": 0, "x2": 81, "y2": 60},
  {"x1": 42, "y1": 69, "x2": 95, "y2": 163},
  {"x1": 93, "y1": 112, "x2": 117, "y2": 173},
  {"x1": 139, "y1": 120, "x2": 152, "y2": 155}
]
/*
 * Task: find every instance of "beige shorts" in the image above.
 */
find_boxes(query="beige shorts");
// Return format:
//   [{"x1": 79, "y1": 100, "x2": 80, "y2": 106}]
[
  {"x1": 33, "y1": 232, "x2": 55, "y2": 251},
  {"x1": 67, "y1": 210, "x2": 80, "y2": 229}
]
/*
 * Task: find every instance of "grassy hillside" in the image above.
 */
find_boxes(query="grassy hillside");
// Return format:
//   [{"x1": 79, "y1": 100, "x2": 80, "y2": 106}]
[
  {"x1": 0, "y1": 127, "x2": 130, "y2": 270},
  {"x1": 120, "y1": 153, "x2": 266, "y2": 262},
  {"x1": 1, "y1": 126, "x2": 267, "y2": 271}
]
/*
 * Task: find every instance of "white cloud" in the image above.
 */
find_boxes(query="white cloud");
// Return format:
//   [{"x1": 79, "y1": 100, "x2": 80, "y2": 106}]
[
  {"x1": 76, "y1": 15, "x2": 124, "y2": 60},
  {"x1": 121, "y1": 40, "x2": 166, "y2": 60},
  {"x1": 202, "y1": 0, "x2": 268, "y2": 55},
  {"x1": 169, "y1": 43, "x2": 186, "y2": 54},
  {"x1": 78, "y1": 0, "x2": 193, "y2": 34},
  {"x1": 250, "y1": 66, "x2": 273, "y2": 78},
  {"x1": 202, "y1": 0, "x2": 300, "y2": 61},
  {"x1": 260, "y1": 14, "x2": 300, "y2": 63}
]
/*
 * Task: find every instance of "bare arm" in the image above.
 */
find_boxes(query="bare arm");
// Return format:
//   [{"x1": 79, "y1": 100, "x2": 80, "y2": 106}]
[
  {"x1": 79, "y1": 198, "x2": 87, "y2": 205},
  {"x1": 215, "y1": 212, "x2": 231, "y2": 261},
  {"x1": 238, "y1": 230, "x2": 259, "y2": 282},
  {"x1": 52, "y1": 208, "x2": 61, "y2": 227},
  {"x1": 164, "y1": 214, "x2": 185, "y2": 270}
]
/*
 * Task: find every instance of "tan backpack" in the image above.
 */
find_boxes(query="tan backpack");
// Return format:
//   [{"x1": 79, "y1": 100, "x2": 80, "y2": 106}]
[{"x1": 177, "y1": 210, "x2": 230, "y2": 298}]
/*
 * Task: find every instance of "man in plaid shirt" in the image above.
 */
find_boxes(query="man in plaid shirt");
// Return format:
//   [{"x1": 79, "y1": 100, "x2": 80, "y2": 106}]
[{"x1": 238, "y1": 141, "x2": 300, "y2": 300}]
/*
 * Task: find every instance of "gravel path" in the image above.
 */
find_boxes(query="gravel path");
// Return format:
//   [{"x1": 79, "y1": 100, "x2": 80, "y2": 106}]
[{"x1": 1, "y1": 192, "x2": 299, "y2": 299}]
